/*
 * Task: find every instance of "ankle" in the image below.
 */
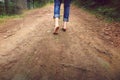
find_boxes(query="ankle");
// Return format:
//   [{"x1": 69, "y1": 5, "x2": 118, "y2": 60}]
[
  {"x1": 55, "y1": 18, "x2": 59, "y2": 27},
  {"x1": 63, "y1": 22, "x2": 67, "y2": 28}
]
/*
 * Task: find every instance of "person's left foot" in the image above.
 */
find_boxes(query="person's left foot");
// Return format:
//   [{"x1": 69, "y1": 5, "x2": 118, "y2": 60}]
[
  {"x1": 62, "y1": 28, "x2": 67, "y2": 32},
  {"x1": 53, "y1": 26, "x2": 59, "y2": 35}
]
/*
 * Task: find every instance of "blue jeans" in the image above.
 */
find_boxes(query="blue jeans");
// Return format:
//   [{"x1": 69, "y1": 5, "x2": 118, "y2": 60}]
[{"x1": 54, "y1": 0, "x2": 71, "y2": 22}]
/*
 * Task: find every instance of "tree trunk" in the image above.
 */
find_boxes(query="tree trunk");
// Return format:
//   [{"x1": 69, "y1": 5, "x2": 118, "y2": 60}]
[
  {"x1": 13, "y1": 0, "x2": 28, "y2": 14},
  {"x1": 4, "y1": 0, "x2": 9, "y2": 14}
]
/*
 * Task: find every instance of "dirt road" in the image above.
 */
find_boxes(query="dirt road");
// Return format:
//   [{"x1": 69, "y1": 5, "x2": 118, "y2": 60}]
[{"x1": 0, "y1": 4, "x2": 120, "y2": 80}]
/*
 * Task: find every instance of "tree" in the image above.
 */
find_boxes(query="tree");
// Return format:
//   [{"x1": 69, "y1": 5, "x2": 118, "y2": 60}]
[
  {"x1": 4, "y1": 0, "x2": 9, "y2": 14},
  {"x1": 13, "y1": 0, "x2": 28, "y2": 13}
]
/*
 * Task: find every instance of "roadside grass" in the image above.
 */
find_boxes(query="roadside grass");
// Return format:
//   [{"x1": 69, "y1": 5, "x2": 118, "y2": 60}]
[
  {"x1": 0, "y1": 2, "x2": 53, "y2": 25},
  {"x1": 84, "y1": 7, "x2": 120, "y2": 22},
  {"x1": 72, "y1": 1, "x2": 120, "y2": 22},
  {"x1": 33, "y1": 1, "x2": 53, "y2": 8},
  {"x1": 0, "y1": 14, "x2": 24, "y2": 24}
]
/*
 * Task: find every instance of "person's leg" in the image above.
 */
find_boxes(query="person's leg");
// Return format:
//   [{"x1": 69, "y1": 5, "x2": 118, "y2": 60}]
[
  {"x1": 63, "y1": 0, "x2": 71, "y2": 30},
  {"x1": 53, "y1": 0, "x2": 62, "y2": 34},
  {"x1": 54, "y1": 0, "x2": 62, "y2": 19}
]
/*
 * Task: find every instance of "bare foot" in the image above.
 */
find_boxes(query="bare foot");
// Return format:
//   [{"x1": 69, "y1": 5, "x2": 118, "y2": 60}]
[
  {"x1": 62, "y1": 28, "x2": 67, "y2": 32},
  {"x1": 53, "y1": 26, "x2": 59, "y2": 35}
]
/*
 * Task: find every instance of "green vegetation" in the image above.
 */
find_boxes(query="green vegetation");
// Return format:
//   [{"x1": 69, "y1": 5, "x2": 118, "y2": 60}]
[
  {"x1": 0, "y1": 0, "x2": 54, "y2": 15},
  {"x1": 0, "y1": 0, "x2": 53, "y2": 24},
  {"x1": 33, "y1": 0, "x2": 53, "y2": 8},
  {"x1": 73, "y1": 0, "x2": 120, "y2": 22},
  {"x1": 0, "y1": 14, "x2": 23, "y2": 24},
  {"x1": 0, "y1": 14, "x2": 22, "y2": 18},
  {"x1": 0, "y1": 0, "x2": 120, "y2": 22},
  {"x1": 0, "y1": 0, "x2": 54, "y2": 24}
]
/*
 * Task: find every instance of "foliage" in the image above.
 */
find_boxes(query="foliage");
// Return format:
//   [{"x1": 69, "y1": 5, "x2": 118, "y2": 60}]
[
  {"x1": 33, "y1": 0, "x2": 53, "y2": 8},
  {"x1": 73, "y1": 0, "x2": 120, "y2": 21},
  {"x1": 0, "y1": 1, "x2": 5, "y2": 14},
  {"x1": 0, "y1": 0, "x2": 53, "y2": 15}
]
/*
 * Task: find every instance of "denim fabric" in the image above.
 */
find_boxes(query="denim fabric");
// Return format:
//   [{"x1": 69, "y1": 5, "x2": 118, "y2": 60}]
[{"x1": 54, "y1": 0, "x2": 71, "y2": 22}]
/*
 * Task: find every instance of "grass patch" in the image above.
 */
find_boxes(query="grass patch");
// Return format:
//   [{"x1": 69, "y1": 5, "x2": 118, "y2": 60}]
[
  {"x1": 0, "y1": 14, "x2": 23, "y2": 24},
  {"x1": 33, "y1": 0, "x2": 53, "y2": 8},
  {"x1": 73, "y1": 1, "x2": 120, "y2": 22},
  {"x1": 0, "y1": 14, "x2": 22, "y2": 19},
  {"x1": 0, "y1": 1, "x2": 54, "y2": 24}
]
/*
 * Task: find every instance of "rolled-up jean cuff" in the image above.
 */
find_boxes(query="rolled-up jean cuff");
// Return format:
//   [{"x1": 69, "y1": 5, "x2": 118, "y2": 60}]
[
  {"x1": 53, "y1": 14, "x2": 60, "y2": 19},
  {"x1": 63, "y1": 18, "x2": 69, "y2": 22}
]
